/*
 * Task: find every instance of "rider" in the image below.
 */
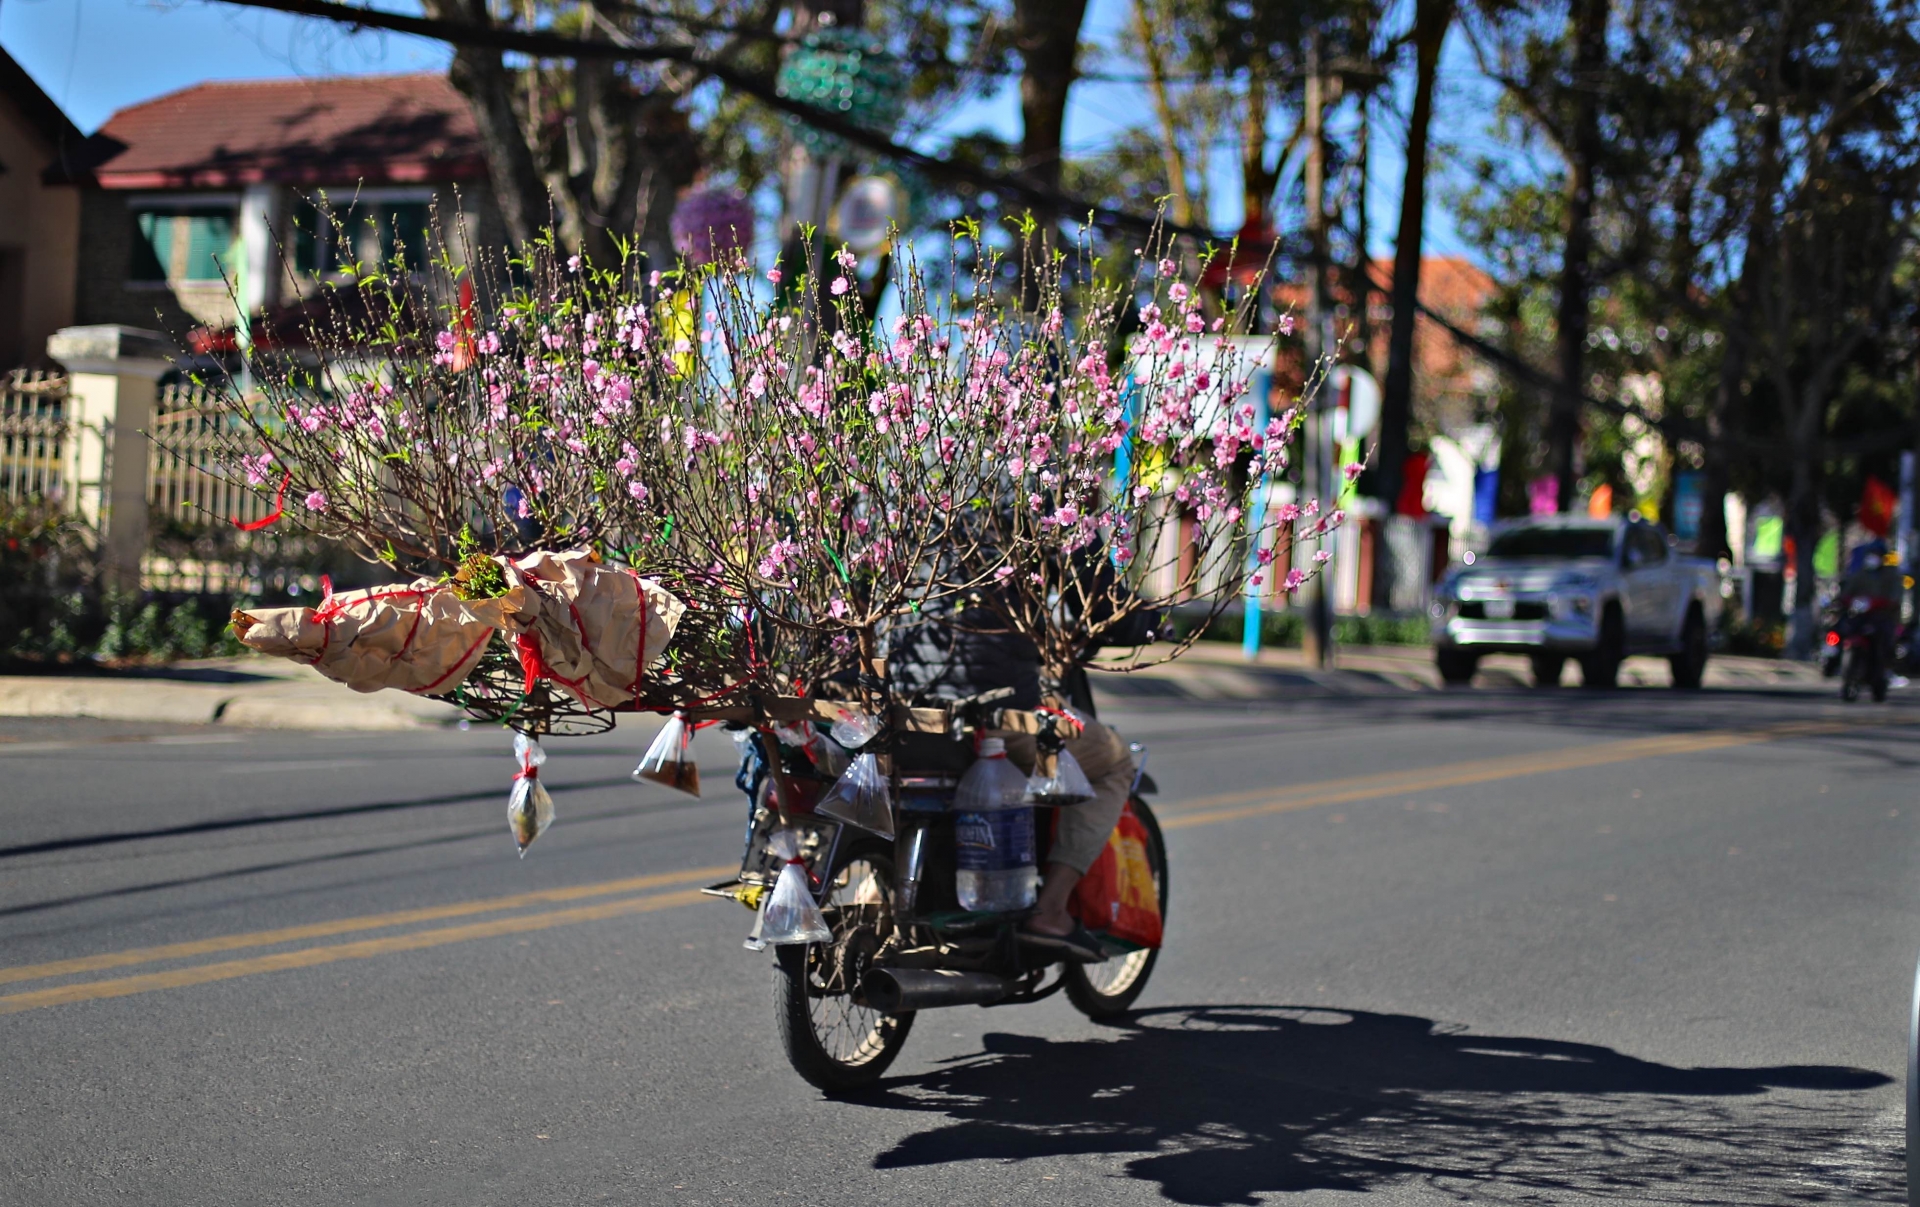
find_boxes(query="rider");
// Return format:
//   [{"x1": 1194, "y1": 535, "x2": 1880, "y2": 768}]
[
  {"x1": 1841, "y1": 538, "x2": 1903, "y2": 670},
  {"x1": 887, "y1": 590, "x2": 1129, "y2": 964}
]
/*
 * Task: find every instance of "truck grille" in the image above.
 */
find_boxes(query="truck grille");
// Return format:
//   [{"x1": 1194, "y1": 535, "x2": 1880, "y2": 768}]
[{"x1": 1458, "y1": 601, "x2": 1550, "y2": 620}]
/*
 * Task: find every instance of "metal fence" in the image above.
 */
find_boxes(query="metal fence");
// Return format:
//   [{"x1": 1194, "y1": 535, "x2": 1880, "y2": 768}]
[
  {"x1": 149, "y1": 380, "x2": 275, "y2": 530},
  {"x1": 146, "y1": 380, "x2": 280, "y2": 594},
  {"x1": 0, "y1": 369, "x2": 69, "y2": 505}
]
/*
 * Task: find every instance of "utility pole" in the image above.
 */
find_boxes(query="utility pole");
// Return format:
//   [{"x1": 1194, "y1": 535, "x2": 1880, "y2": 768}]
[{"x1": 1301, "y1": 36, "x2": 1334, "y2": 669}]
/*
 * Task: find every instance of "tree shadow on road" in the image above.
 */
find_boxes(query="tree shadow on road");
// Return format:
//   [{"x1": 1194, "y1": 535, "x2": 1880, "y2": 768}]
[{"x1": 858, "y1": 1005, "x2": 1898, "y2": 1205}]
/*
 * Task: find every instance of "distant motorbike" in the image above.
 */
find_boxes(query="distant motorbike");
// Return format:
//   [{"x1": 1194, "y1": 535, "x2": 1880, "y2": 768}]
[
  {"x1": 709, "y1": 689, "x2": 1167, "y2": 1091},
  {"x1": 1834, "y1": 594, "x2": 1895, "y2": 703}
]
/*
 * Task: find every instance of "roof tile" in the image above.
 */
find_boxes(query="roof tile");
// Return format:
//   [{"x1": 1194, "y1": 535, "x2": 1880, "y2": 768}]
[{"x1": 89, "y1": 72, "x2": 485, "y2": 189}]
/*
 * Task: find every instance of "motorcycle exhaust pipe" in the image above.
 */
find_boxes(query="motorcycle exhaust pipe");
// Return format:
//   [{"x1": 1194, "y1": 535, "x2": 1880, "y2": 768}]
[{"x1": 862, "y1": 968, "x2": 1010, "y2": 1013}]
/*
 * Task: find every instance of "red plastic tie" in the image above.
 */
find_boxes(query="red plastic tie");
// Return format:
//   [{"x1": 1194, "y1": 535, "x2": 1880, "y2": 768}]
[{"x1": 234, "y1": 472, "x2": 291, "y2": 532}]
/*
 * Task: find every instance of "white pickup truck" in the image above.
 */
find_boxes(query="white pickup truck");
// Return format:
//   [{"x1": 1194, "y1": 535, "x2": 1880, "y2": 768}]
[{"x1": 1430, "y1": 517, "x2": 1722, "y2": 688}]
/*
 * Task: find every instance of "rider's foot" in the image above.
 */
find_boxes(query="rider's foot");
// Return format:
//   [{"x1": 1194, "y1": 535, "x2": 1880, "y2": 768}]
[{"x1": 1020, "y1": 920, "x2": 1106, "y2": 963}]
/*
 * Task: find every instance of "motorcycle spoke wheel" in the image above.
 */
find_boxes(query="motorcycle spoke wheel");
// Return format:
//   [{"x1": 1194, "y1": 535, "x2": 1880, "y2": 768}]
[
  {"x1": 1066, "y1": 797, "x2": 1169, "y2": 1020},
  {"x1": 773, "y1": 849, "x2": 913, "y2": 1091}
]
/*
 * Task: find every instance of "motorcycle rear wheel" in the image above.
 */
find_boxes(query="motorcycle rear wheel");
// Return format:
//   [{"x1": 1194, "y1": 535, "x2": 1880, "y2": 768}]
[
  {"x1": 1065, "y1": 796, "x2": 1169, "y2": 1020},
  {"x1": 773, "y1": 844, "x2": 914, "y2": 1092}
]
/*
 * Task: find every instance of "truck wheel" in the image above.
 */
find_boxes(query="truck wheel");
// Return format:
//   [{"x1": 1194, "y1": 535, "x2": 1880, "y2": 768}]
[
  {"x1": 1669, "y1": 608, "x2": 1707, "y2": 691},
  {"x1": 1582, "y1": 607, "x2": 1624, "y2": 689},
  {"x1": 1529, "y1": 654, "x2": 1567, "y2": 688},
  {"x1": 1436, "y1": 649, "x2": 1478, "y2": 686}
]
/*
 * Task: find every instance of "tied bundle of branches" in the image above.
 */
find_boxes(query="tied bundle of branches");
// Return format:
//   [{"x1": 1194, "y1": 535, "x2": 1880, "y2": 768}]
[{"x1": 185, "y1": 209, "x2": 1340, "y2": 725}]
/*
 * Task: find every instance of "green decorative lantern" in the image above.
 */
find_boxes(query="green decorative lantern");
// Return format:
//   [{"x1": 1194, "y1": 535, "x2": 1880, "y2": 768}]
[{"x1": 775, "y1": 28, "x2": 906, "y2": 157}]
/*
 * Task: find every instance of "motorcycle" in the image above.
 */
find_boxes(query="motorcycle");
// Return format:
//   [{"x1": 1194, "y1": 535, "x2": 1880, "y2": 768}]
[
  {"x1": 705, "y1": 689, "x2": 1167, "y2": 1091},
  {"x1": 1835, "y1": 594, "x2": 1894, "y2": 703}
]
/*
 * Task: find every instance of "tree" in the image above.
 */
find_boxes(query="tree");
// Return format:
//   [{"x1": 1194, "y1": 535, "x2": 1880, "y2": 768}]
[{"x1": 1376, "y1": 0, "x2": 1454, "y2": 517}]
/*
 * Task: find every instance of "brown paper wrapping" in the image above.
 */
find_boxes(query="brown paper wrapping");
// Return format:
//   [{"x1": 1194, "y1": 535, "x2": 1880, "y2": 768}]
[
  {"x1": 233, "y1": 582, "x2": 498, "y2": 695},
  {"x1": 497, "y1": 550, "x2": 687, "y2": 710}
]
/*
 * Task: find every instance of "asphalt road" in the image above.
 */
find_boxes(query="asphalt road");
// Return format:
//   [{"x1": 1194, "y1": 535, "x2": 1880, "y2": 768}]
[{"x1": 2, "y1": 675, "x2": 1917, "y2": 1205}]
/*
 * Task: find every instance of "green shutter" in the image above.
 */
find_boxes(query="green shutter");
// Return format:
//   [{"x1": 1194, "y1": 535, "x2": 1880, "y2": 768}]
[
  {"x1": 181, "y1": 209, "x2": 236, "y2": 281},
  {"x1": 131, "y1": 210, "x2": 172, "y2": 281}
]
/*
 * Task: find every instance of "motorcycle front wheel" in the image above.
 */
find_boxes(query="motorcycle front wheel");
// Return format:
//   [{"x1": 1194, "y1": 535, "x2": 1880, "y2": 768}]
[
  {"x1": 772, "y1": 843, "x2": 914, "y2": 1091},
  {"x1": 1065, "y1": 796, "x2": 1169, "y2": 1020}
]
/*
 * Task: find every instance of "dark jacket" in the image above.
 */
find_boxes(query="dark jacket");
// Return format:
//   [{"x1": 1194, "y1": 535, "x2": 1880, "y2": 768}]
[{"x1": 885, "y1": 591, "x2": 1042, "y2": 710}]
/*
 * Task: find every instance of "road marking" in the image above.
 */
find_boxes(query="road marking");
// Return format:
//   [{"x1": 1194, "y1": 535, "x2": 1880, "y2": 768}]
[
  {"x1": 1157, "y1": 720, "x2": 1845, "y2": 830},
  {"x1": 0, "y1": 888, "x2": 708, "y2": 1015},
  {"x1": 0, "y1": 717, "x2": 1853, "y2": 1014},
  {"x1": 0, "y1": 864, "x2": 733, "y2": 987}
]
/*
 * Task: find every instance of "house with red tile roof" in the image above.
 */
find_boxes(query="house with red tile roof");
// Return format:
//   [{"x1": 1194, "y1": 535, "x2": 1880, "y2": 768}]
[
  {"x1": 0, "y1": 48, "x2": 84, "y2": 368},
  {"x1": 67, "y1": 72, "x2": 499, "y2": 340}
]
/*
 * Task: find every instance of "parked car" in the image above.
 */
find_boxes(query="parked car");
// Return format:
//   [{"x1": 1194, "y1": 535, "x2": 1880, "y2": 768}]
[{"x1": 1430, "y1": 517, "x2": 1722, "y2": 688}]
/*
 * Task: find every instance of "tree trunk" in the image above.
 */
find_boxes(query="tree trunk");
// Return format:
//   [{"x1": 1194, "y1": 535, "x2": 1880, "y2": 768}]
[
  {"x1": 1013, "y1": 0, "x2": 1092, "y2": 224},
  {"x1": 1547, "y1": 0, "x2": 1610, "y2": 514},
  {"x1": 1377, "y1": 0, "x2": 1452, "y2": 515},
  {"x1": 428, "y1": 0, "x2": 548, "y2": 247}
]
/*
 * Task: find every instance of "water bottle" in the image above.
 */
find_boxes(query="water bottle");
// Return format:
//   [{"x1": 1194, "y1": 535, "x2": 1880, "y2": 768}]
[{"x1": 953, "y1": 737, "x2": 1039, "y2": 912}]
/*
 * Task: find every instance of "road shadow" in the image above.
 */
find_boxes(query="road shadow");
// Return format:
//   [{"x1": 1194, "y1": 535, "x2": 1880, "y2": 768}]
[{"x1": 858, "y1": 1005, "x2": 1898, "y2": 1205}]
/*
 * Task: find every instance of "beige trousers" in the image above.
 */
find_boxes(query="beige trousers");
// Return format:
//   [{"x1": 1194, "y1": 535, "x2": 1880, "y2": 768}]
[{"x1": 1006, "y1": 719, "x2": 1134, "y2": 875}]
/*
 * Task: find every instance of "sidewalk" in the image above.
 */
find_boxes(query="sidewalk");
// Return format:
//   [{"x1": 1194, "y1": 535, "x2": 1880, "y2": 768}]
[
  {"x1": 0, "y1": 643, "x2": 1832, "y2": 731},
  {"x1": 1097, "y1": 640, "x2": 1829, "y2": 703},
  {"x1": 0, "y1": 656, "x2": 461, "y2": 730}
]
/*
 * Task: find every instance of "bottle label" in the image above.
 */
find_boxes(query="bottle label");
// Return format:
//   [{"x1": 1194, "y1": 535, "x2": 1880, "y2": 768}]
[{"x1": 954, "y1": 808, "x2": 1035, "y2": 871}]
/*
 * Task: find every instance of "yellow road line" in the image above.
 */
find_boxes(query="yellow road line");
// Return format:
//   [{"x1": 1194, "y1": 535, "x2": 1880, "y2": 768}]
[
  {"x1": 1159, "y1": 720, "x2": 1844, "y2": 830},
  {"x1": 0, "y1": 864, "x2": 733, "y2": 988},
  {"x1": 0, "y1": 718, "x2": 1854, "y2": 1015},
  {"x1": 0, "y1": 888, "x2": 708, "y2": 1015}
]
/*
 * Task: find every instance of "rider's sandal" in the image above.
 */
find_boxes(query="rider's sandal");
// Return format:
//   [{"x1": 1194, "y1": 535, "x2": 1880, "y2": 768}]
[{"x1": 1021, "y1": 923, "x2": 1107, "y2": 964}]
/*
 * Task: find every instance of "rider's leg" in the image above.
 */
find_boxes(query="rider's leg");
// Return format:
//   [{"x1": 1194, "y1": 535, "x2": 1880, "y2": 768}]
[{"x1": 1028, "y1": 721, "x2": 1133, "y2": 936}]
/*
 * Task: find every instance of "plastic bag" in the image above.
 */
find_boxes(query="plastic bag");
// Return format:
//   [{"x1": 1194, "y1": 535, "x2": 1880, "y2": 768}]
[
  {"x1": 1068, "y1": 800, "x2": 1162, "y2": 948},
  {"x1": 633, "y1": 713, "x2": 700, "y2": 796},
  {"x1": 1025, "y1": 746, "x2": 1096, "y2": 807},
  {"x1": 758, "y1": 829, "x2": 832, "y2": 945},
  {"x1": 829, "y1": 711, "x2": 881, "y2": 751},
  {"x1": 772, "y1": 722, "x2": 850, "y2": 779},
  {"x1": 815, "y1": 752, "x2": 894, "y2": 838},
  {"x1": 507, "y1": 733, "x2": 554, "y2": 855}
]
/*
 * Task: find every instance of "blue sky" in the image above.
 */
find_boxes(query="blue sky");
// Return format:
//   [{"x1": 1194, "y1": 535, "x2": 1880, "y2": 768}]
[{"x1": 2, "y1": 0, "x2": 1502, "y2": 263}]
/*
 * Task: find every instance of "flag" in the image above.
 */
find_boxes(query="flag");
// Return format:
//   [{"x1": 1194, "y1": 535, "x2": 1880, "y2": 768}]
[{"x1": 1860, "y1": 475, "x2": 1896, "y2": 537}]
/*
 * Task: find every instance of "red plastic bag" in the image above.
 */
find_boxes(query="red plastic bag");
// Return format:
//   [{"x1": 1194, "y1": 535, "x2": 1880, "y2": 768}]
[{"x1": 1068, "y1": 801, "x2": 1162, "y2": 949}]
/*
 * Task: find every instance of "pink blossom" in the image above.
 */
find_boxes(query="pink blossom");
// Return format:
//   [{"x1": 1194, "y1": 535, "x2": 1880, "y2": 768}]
[
  {"x1": 1313, "y1": 549, "x2": 1332, "y2": 564},
  {"x1": 627, "y1": 479, "x2": 649, "y2": 502},
  {"x1": 303, "y1": 490, "x2": 329, "y2": 513},
  {"x1": 1169, "y1": 282, "x2": 1190, "y2": 303},
  {"x1": 1343, "y1": 462, "x2": 1364, "y2": 483},
  {"x1": 1278, "y1": 314, "x2": 1296, "y2": 336},
  {"x1": 767, "y1": 268, "x2": 783, "y2": 284},
  {"x1": 828, "y1": 597, "x2": 849, "y2": 620},
  {"x1": 830, "y1": 277, "x2": 851, "y2": 297},
  {"x1": 1283, "y1": 568, "x2": 1307, "y2": 592}
]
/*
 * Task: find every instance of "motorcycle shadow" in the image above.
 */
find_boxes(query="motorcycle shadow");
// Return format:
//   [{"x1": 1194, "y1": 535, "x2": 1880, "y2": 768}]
[{"x1": 855, "y1": 1005, "x2": 1895, "y2": 1205}]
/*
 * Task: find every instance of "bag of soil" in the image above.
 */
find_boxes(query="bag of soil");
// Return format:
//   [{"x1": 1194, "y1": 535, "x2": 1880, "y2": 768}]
[
  {"x1": 815, "y1": 752, "x2": 894, "y2": 839},
  {"x1": 633, "y1": 713, "x2": 700, "y2": 796},
  {"x1": 758, "y1": 829, "x2": 832, "y2": 945},
  {"x1": 508, "y1": 732, "x2": 555, "y2": 855}
]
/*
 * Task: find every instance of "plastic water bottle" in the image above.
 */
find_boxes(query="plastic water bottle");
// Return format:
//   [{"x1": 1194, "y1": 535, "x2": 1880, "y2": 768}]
[{"x1": 953, "y1": 738, "x2": 1039, "y2": 912}]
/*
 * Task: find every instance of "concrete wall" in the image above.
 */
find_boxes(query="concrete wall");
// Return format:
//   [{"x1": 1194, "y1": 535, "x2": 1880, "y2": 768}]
[{"x1": 0, "y1": 92, "x2": 80, "y2": 368}]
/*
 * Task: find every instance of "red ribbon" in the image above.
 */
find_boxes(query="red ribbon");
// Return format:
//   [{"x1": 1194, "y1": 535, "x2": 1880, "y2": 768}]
[{"x1": 234, "y1": 472, "x2": 291, "y2": 532}]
